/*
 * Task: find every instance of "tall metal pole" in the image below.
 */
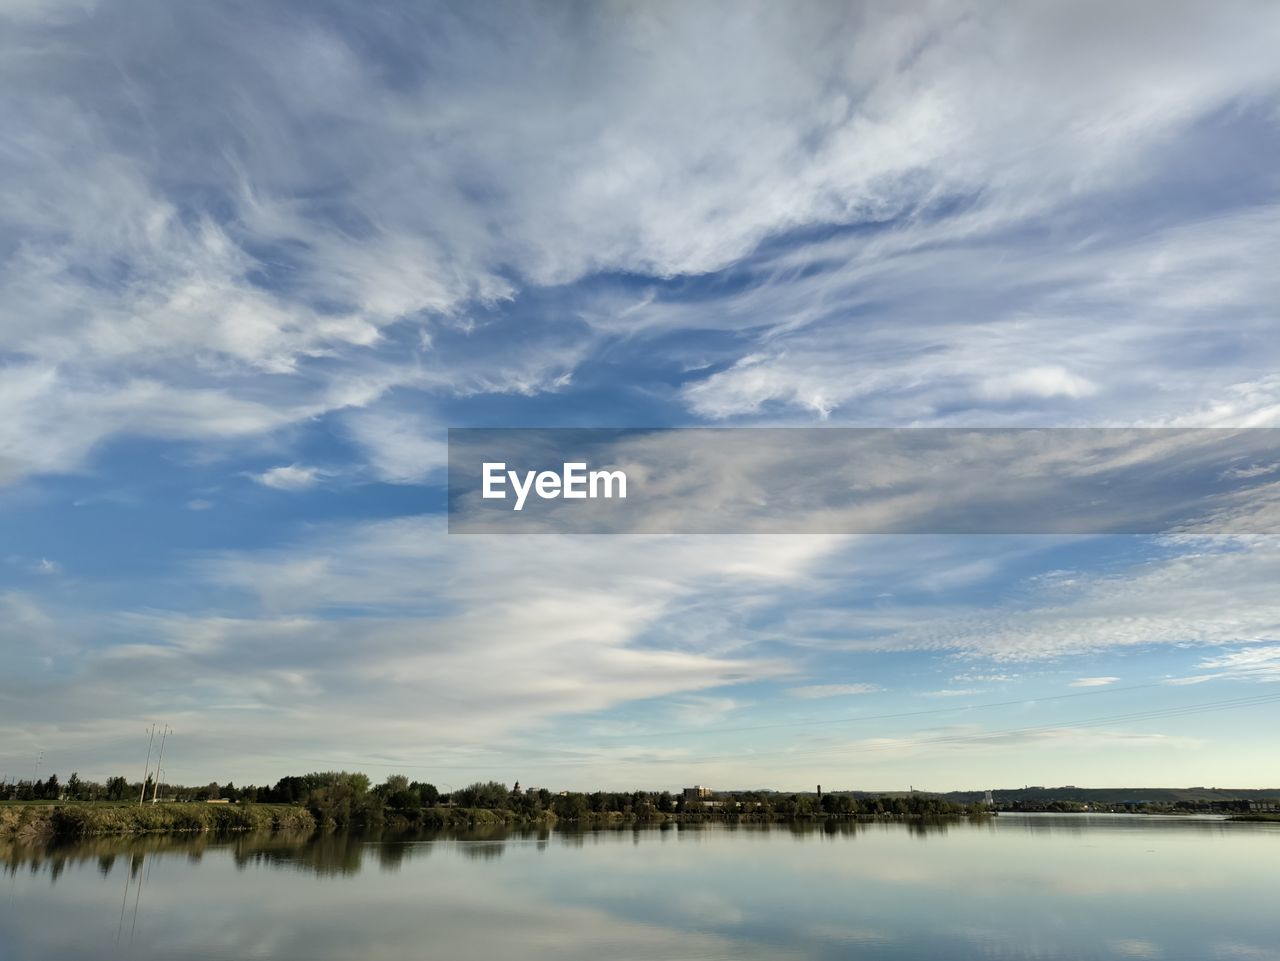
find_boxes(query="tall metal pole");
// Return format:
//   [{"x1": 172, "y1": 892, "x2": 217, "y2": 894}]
[
  {"x1": 138, "y1": 724, "x2": 156, "y2": 806},
  {"x1": 150, "y1": 726, "x2": 170, "y2": 803}
]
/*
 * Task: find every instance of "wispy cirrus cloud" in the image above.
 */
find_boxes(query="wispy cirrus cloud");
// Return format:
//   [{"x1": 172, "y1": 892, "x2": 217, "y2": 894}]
[
  {"x1": 864, "y1": 538, "x2": 1280, "y2": 661},
  {"x1": 4, "y1": 1, "x2": 1280, "y2": 789},
  {"x1": 678, "y1": 203, "x2": 1280, "y2": 426},
  {"x1": 1172, "y1": 645, "x2": 1280, "y2": 685},
  {"x1": 788, "y1": 683, "x2": 880, "y2": 699},
  {"x1": 0, "y1": 520, "x2": 834, "y2": 781},
  {"x1": 2, "y1": 1, "x2": 1279, "y2": 488}
]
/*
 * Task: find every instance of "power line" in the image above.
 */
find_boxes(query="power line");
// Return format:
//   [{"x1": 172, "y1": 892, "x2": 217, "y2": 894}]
[
  {"x1": 150, "y1": 726, "x2": 172, "y2": 803},
  {"x1": 138, "y1": 724, "x2": 156, "y2": 806}
]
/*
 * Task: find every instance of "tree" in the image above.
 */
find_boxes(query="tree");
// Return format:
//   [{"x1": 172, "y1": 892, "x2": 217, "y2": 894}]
[
  {"x1": 268, "y1": 775, "x2": 309, "y2": 805},
  {"x1": 415, "y1": 782, "x2": 440, "y2": 807},
  {"x1": 305, "y1": 773, "x2": 382, "y2": 829},
  {"x1": 552, "y1": 792, "x2": 589, "y2": 820},
  {"x1": 454, "y1": 781, "x2": 508, "y2": 809},
  {"x1": 379, "y1": 775, "x2": 419, "y2": 812},
  {"x1": 66, "y1": 772, "x2": 82, "y2": 800}
]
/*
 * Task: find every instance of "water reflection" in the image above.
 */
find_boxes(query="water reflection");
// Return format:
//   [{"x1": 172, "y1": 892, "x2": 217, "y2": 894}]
[{"x1": 1, "y1": 816, "x2": 1277, "y2": 961}]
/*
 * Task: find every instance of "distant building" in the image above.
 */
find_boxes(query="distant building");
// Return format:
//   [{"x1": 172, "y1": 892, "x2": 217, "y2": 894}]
[
  {"x1": 983, "y1": 790, "x2": 994, "y2": 808},
  {"x1": 682, "y1": 785, "x2": 712, "y2": 799}
]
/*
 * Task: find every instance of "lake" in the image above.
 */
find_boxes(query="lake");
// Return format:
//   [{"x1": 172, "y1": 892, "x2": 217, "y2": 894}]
[{"x1": 2, "y1": 815, "x2": 1276, "y2": 960}]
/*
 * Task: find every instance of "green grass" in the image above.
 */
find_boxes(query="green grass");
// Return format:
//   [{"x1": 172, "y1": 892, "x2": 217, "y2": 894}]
[
  {"x1": 0, "y1": 799, "x2": 63, "y2": 806},
  {"x1": 1, "y1": 801, "x2": 316, "y2": 839}
]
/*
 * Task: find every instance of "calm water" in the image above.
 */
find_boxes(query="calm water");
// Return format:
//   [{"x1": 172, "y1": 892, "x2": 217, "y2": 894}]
[{"x1": 2, "y1": 815, "x2": 1277, "y2": 961}]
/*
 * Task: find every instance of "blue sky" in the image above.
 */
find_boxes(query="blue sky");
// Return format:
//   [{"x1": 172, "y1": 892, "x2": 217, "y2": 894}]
[{"x1": 3, "y1": 0, "x2": 1280, "y2": 791}]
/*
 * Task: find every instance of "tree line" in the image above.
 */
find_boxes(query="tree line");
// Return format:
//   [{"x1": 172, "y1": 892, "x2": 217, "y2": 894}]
[{"x1": 2, "y1": 771, "x2": 983, "y2": 826}]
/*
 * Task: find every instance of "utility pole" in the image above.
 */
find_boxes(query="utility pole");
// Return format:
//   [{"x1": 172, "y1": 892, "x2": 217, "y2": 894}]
[
  {"x1": 33, "y1": 751, "x2": 43, "y2": 783},
  {"x1": 138, "y1": 724, "x2": 156, "y2": 806},
  {"x1": 150, "y1": 726, "x2": 171, "y2": 803}
]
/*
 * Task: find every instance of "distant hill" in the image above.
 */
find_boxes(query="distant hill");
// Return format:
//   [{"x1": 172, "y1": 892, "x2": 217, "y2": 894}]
[
  {"x1": 937, "y1": 786, "x2": 1280, "y2": 804},
  {"x1": 731, "y1": 787, "x2": 1280, "y2": 803}
]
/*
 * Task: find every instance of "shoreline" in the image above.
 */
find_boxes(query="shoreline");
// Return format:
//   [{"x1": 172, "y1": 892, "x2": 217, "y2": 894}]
[
  {"x1": 1, "y1": 801, "x2": 991, "y2": 841},
  {"x1": 0, "y1": 802, "x2": 316, "y2": 842}
]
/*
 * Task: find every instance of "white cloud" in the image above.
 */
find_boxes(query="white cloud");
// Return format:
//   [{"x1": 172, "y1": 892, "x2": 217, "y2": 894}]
[
  {"x1": 0, "y1": 519, "x2": 837, "y2": 780},
  {"x1": 253, "y1": 464, "x2": 325, "y2": 491},
  {"x1": 1221, "y1": 463, "x2": 1280, "y2": 481},
  {"x1": 666, "y1": 697, "x2": 745, "y2": 728},
  {"x1": 1178, "y1": 645, "x2": 1280, "y2": 684},
  {"x1": 788, "y1": 683, "x2": 879, "y2": 699},
  {"x1": 1069, "y1": 676, "x2": 1120, "y2": 688},
  {"x1": 871, "y1": 537, "x2": 1280, "y2": 660},
  {"x1": 342, "y1": 410, "x2": 446, "y2": 485},
  {"x1": 979, "y1": 367, "x2": 1099, "y2": 402},
  {"x1": 679, "y1": 205, "x2": 1280, "y2": 425},
  {"x1": 1, "y1": 1, "x2": 1278, "y2": 484},
  {"x1": 1111, "y1": 939, "x2": 1163, "y2": 959},
  {"x1": 952, "y1": 673, "x2": 1017, "y2": 683},
  {"x1": 4, "y1": 2, "x2": 1280, "y2": 791}
]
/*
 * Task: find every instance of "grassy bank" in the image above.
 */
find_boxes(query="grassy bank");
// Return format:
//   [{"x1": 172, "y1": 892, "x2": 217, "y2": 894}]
[
  {"x1": 1229, "y1": 813, "x2": 1280, "y2": 822},
  {"x1": 3, "y1": 801, "x2": 991, "y2": 841},
  {"x1": 1, "y1": 801, "x2": 550, "y2": 839},
  {"x1": 0, "y1": 802, "x2": 315, "y2": 840}
]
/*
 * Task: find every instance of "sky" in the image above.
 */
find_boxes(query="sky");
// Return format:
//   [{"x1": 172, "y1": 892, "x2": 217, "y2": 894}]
[{"x1": 2, "y1": 0, "x2": 1280, "y2": 792}]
